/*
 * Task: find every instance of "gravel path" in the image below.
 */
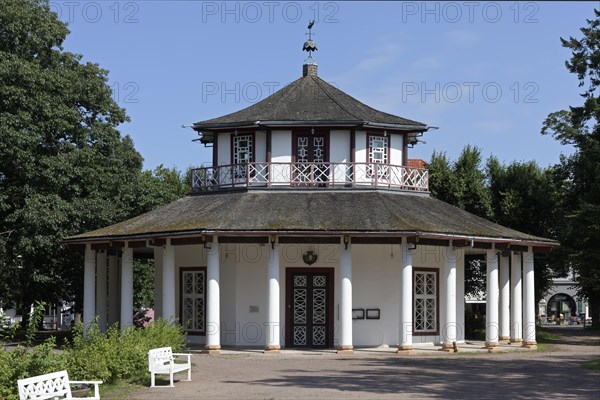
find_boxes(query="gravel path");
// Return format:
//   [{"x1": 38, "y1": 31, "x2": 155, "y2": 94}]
[{"x1": 125, "y1": 326, "x2": 600, "y2": 399}]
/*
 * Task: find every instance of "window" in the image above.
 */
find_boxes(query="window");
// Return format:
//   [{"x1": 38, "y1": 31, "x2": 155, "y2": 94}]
[
  {"x1": 368, "y1": 135, "x2": 388, "y2": 164},
  {"x1": 367, "y1": 134, "x2": 389, "y2": 180},
  {"x1": 414, "y1": 269, "x2": 438, "y2": 334},
  {"x1": 233, "y1": 134, "x2": 253, "y2": 178},
  {"x1": 180, "y1": 268, "x2": 206, "y2": 334}
]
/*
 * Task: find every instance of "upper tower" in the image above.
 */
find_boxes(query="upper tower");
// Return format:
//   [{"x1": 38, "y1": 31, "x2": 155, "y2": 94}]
[{"x1": 191, "y1": 24, "x2": 430, "y2": 193}]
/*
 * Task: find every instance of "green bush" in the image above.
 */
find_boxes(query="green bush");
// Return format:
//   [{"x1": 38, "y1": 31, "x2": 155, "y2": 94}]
[
  {"x1": 64, "y1": 318, "x2": 186, "y2": 384},
  {"x1": 0, "y1": 318, "x2": 187, "y2": 398}
]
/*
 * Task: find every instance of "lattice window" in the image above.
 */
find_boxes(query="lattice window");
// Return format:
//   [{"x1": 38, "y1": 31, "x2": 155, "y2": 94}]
[
  {"x1": 297, "y1": 137, "x2": 309, "y2": 163},
  {"x1": 181, "y1": 269, "x2": 206, "y2": 333},
  {"x1": 233, "y1": 135, "x2": 253, "y2": 178},
  {"x1": 414, "y1": 270, "x2": 437, "y2": 333},
  {"x1": 369, "y1": 135, "x2": 388, "y2": 164},
  {"x1": 313, "y1": 137, "x2": 325, "y2": 162}
]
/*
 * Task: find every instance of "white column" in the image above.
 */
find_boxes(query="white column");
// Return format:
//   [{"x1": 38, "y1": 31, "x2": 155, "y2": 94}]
[
  {"x1": 120, "y1": 246, "x2": 134, "y2": 331},
  {"x1": 442, "y1": 245, "x2": 457, "y2": 350},
  {"x1": 83, "y1": 244, "x2": 96, "y2": 332},
  {"x1": 153, "y1": 246, "x2": 164, "y2": 320},
  {"x1": 522, "y1": 248, "x2": 537, "y2": 348},
  {"x1": 338, "y1": 241, "x2": 353, "y2": 353},
  {"x1": 95, "y1": 251, "x2": 108, "y2": 332},
  {"x1": 510, "y1": 252, "x2": 523, "y2": 343},
  {"x1": 206, "y1": 241, "x2": 221, "y2": 353},
  {"x1": 265, "y1": 243, "x2": 280, "y2": 351},
  {"x1": 107, "y1": 253, "x2": 120, "y2": 328},
  {"x1": 162, "y1": 240, "x2": 176, "y2": 322},
  {"x1": 398, "y1": 237, "x2": 413, "y2": 354},
  {"x1": 499, "y1": 254, "x2": 510, "y2": 341},
  {"x1": 485, "y1": 249, "x2": 499, "y2": 348}
]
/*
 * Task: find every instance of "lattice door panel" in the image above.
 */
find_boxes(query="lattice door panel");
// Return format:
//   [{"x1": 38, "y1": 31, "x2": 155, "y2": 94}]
[{"x1": 290, "y1": 272, "x2": 330, "y2": 347}]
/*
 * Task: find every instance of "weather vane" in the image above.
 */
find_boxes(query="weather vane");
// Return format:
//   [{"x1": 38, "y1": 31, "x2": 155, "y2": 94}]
[{"x1": 302, "y1": 20, "x2": 317, "y2": 63}]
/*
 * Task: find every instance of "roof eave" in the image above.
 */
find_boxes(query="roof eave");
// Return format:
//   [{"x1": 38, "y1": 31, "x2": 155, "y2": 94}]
[
  {"x1": 192, "y1": 120, "x2": 428, "y2": 133},
  {"x1": 63, "y1": 229, "x2": 559, "y2": 248}
]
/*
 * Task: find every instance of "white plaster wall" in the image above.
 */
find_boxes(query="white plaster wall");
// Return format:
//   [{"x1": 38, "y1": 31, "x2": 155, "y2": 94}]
[
  {"x1": 352, "y1": 244, "x2": 400, "y2": 347},
  {"x1": 271, "y1": 130, "x2": 292, "y2": 162},
  {"x1": 231, "y1": 244, "x2": 268, "y2": 347},
  {"x1": 217, "y1": 133, "x2": 230, "y2": 165},
  {"x1": 355, "y1": 130, "x2": 367, "y2": 163},
  {"x1": 255, "y1": 131, "x2": 266, "y2": 163},
  {"x1": 390, "y1": 134, "x2": 403, "y2": 165},
  {"x1": 330, "y1": 130, "x2": 350, "y2": 162}
]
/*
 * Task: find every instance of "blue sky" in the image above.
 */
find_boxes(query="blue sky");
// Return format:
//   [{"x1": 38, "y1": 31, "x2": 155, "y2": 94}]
[{"x1": 53, "y1": 1, "x2": 597, "y2": 171}]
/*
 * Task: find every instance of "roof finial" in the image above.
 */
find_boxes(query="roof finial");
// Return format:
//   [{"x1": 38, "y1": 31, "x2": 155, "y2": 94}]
[
  {"x1": 302, "y1": 20, "x2": 318, "y2": 77},
  {"x1": 302, "y1": 20, "x2": 317, "y2": 64}
]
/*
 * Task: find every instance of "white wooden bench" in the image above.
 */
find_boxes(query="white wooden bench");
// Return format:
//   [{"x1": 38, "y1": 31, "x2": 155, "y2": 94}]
[
  {"x1": 17, "y1": 370, "x2": 102, "y2": 400},
  {"x1": 148, "y1": 347, "x2": 192, "y2": 387}
]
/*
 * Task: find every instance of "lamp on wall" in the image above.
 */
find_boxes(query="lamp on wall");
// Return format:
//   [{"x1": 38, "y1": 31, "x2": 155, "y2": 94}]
[
  {"x1": 270, "y1": 235, "x2": 276, "y2": 249},
  {"x1": 343, "y1": 235, "x2": 350, "y2": 250},
  {"x1": 303, "y1": 250, "x2": 318, "y2": 265}
]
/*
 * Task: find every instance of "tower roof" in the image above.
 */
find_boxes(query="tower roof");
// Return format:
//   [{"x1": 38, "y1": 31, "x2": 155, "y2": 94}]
[{"x1": 193, "y1": 75, "x2": 428, "y2": 133}]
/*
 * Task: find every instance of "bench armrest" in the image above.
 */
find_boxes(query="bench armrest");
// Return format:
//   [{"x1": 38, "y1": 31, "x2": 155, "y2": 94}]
[
  {"x1": 70, "y1": 380, "x2": 102, "y2": 400},
  {"x1": 173, "y1": 353, "x2": 192, "y2": 365}
]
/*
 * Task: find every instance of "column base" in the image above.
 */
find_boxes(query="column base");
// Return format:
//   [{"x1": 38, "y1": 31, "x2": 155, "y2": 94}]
[
  {"x1": 439, "y1": 342, "x2": 457, "y2": 352},
  {"x1": 264, "y1": 345, "x2": 281, "y2": 353},
  {"x1": 509, "y1": 338, "x2": 523, "y2": 345},
  {"x1": 484, "y1": 341, "x2": 501, "y2": 351},
  {"x1": 499, "y1": 336, "x2": 510, "y2": 341},
  {"x1": 396, "y1": 345, "x2": 415, "y2": 355},
  {"x1": 336, "y1": 345, "x2": 353, "y2": 354},
  {"x1": 202, "y1": 345, "x2": 221, "y2": 355},
  {"x1": 521, "y1": 340, "x2": 537, "y2": 350}
]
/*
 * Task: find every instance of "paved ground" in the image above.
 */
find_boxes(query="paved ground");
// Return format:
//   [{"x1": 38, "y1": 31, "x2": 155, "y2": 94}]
[{"x1": 126, "y1": 326, "x2": 600, "y2": 399}]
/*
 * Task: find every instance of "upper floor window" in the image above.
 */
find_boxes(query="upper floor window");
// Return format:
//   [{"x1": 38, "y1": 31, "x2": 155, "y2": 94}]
[
  {"x1": 368, "y1": 135, "x2": 388, "y2": 164},
  {"x1": 232, "y1": 134, "x2": 253, "y2": 179},
  {"x1": 233, "y1": 134, "x2": 253, "y2": 164}
]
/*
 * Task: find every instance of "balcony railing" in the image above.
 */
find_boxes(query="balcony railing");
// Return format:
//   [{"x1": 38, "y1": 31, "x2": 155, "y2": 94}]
[{"x1": 191, "y1": 162, "x2": 429, "y2": 192}]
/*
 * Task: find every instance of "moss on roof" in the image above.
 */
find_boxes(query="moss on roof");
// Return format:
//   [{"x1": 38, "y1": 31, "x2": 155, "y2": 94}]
[{"x1": 65, "y1": 190, "x2": 557, "y2": 245}]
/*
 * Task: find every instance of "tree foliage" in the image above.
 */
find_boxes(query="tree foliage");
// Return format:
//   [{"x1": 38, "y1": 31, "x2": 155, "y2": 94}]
[
  {"x1": 0, "y1": 0, "x2": 188, "y2": 321},
  {"x1": 428, "y1": 148, "x2": 561, "y2": 302},
  {"x1": 542, "y1": 9, "x2": 600, "y2": 328}
]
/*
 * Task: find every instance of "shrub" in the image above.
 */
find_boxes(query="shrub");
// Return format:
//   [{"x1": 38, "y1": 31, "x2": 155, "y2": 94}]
[
  {"x1": 63, "y1": 318, "x2": 187, "y2": 384},
  {"x1": 0, "y1": 318, "x2": 187, "y2": 398}
]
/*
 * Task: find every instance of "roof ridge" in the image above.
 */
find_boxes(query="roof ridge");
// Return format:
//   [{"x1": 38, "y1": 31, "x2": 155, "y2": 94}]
[{"x1": 312, "y1": 77, "x2": 363, "y2": 122}]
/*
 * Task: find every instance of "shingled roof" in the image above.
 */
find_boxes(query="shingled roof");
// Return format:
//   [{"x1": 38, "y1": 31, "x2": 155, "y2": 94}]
[
  {"x1": 192, "y1": 76, "x2": 428, "y2": 132},
  {"x1": 65, "y1": 190, "x2": 557, "y2": 246}
]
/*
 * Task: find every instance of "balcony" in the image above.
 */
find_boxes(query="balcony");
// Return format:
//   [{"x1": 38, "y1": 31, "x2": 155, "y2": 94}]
[{"x1": 191, "y1": 162, "x2": 429, "y2": 192}]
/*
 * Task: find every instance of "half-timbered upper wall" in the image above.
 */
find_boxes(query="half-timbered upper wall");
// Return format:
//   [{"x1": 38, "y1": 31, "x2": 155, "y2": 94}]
[
  {"x1": 217, "y1": 132, "x2": 230, "y2": 165},
  {"x1": 355, "y1": 130, "x2": 367, "y2": 163},
  {"x1": 271, "y1": 130, "x2": 292, "y2": 163},
  {"x1": 390, "y1": 133, "x2": 404, "y2": 165},
  {"x1": 212, "y1": 129, "x2": 405, "y2": 166},
  {"x1": 255, "y1": 131, "x2": 267, "y2": 163},
  {"x1": 330, "y1": 130, "x2": 351, "y2": 163}
]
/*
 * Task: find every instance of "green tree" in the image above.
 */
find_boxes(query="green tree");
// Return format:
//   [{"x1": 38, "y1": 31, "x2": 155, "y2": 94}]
[
  {"x1": 486, "y1": 157, "x2": 562, "y2": 304},
  {"x1": 428, "y1": 146, "x2": 493, "y2": 298},
  {"x1": 0, "y1": 0, "x2": 173, "y2": 323},
  {"x1": 542, "y1": 9, "x2": 600, "y2": 328}
]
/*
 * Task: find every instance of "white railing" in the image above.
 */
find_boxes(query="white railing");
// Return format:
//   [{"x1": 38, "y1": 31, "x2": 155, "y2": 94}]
[{"x1": 191, "y1": 162, "x2": 428, "y2": 192}]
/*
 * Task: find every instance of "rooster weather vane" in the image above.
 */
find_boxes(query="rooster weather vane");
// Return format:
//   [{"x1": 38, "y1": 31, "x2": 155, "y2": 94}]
[{"x1": 302, "y1": 20, "x2": 317, "y2": 63}]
